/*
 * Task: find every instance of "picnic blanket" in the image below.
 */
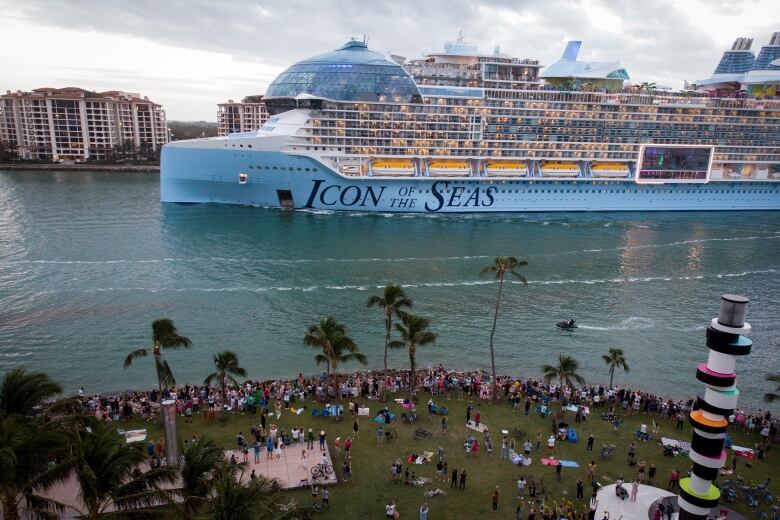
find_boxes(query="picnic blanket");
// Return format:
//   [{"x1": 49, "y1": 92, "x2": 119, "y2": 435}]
[
  {"x1": 541, "y1": 458, "x2": 579, "y2": 468},
  {"x1": 394, "y1": 399, "x2": 408, "y2": 404},
  {"x1": 466, "y1": 420, "x2": 488, "y2": 433},
  {"x1": 732, "y1": 445, "x2": 755, "y2": 459},
  {"x1": 287, "y1": 407, "x2": 305, "y2": 415},
  {"x1": 327, "y1": 404, "x2": 343, "y2": 416},
  {"x1": 120, "y1": 429, "x2": 147, "y2": 443},
  {"x1": 401, "y1": 403, "x2": 415, "y2": 410},
  {"x1": 510, "y1": 453, "x2": 532, "y2": 466},
  {"x1": 357, "y1": 407, "x2": 370, "y2": 416},
  {"x1": 661, "y1": 437, "x2": 691, "y2": 453},
  {"x1": 407, "y1": 451, "x2": 435, "y2": 464},
  {"x1": 565, "y1": 404, "x2": 590, "y2": 414},
  {"x1": 567, "y1": 428, "x2": 579, "y2": 443},
  {"x1": 373, "y1": 412, "x2": 396, "y2": 424}
]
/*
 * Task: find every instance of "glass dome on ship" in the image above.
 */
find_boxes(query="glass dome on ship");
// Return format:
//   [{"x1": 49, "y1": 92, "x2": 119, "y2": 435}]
[{"x1": 264, "y1": 39, "x2": 422, "y2": 111}]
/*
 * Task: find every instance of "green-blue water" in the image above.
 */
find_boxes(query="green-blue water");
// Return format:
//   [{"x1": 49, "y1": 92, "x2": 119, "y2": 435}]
[{"x1": 0, "y1": 170, "x2": 778, "y2": 408}]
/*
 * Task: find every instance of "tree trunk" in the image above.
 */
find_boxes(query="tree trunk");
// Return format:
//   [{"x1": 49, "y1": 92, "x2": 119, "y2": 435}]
[
  {"x1": 384, "y1": 308, "x2": 392, "y2": 372},
  {"x1": 609, "y1": 367, "x2": 614, "y2": 388},
  {"x1": 153, "y1": 344, "x2": 163, "y2": 392},
  {"x1": 409, "y1": 344, "x2": 417, "y2": 399},
  {"x1": 488, "y1": 275, "x2": 504, "y2": 403},
  {"x1": 3, "y1": 495, "x2": 20, "y2": 520}
]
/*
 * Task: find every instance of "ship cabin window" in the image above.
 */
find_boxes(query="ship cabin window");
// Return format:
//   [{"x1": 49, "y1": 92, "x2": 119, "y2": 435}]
[
  {"x1": 247, "y1": 144, "x2": 252, "y2": 148},
  {"x1": 273, "y1": 166, "x2": 277, "y2": 170},
  {"x1": 238, "y1": 173, "x2": 248, "y2": 185},
  {"x1": 305, "y1": 168, "x2": 310, "y2": 172}
]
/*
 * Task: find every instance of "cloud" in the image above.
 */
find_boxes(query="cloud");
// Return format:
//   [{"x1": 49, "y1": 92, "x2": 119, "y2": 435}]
[{"x1": 1, "y1": 0, "x2": 777, "y2": 119}]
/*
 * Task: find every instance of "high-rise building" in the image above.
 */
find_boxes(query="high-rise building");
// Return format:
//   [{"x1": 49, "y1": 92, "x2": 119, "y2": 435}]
[
  {"x1": 0, "y1": 87, "x2": 168, "y2": 162},
  {"x1": 217, "y1": 96, "x2": 269, "y2": 136}
]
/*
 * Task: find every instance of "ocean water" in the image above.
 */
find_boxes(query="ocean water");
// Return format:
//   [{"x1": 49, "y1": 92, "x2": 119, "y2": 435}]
[{"x1": 0, "y1": 170, "x2": 778, "y2": 408}]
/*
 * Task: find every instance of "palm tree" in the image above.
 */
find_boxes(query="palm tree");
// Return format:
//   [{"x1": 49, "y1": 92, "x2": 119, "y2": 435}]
[
  {"x1": 204, "y1": 351, "x2": 247, "y2": 404},
  {"x1": 764, "y1": 373, "x2": 780, "y2": 403},
  {"x1": 207, "y1": 461, "x2": 285, "y2": 520},
  {"x1": 304, "y1": 317, "x2": 367, "y2": 402},
  {"x1": 68, "y1": 423, "x2": 177, "y2": 519},
  {"x1": 0, "y1": 368, "x2": 71, "y2": 520},
  {"x1": 602, "y1": 347, "x2": 630, "y2": 388},
  {"x1": 170, "y1": 438, "x2": 225, "y2": 520},
  {"x1": 542, "y1": 354, "x2": 586, "y2": 389},
  {"x1": 388, "y1": 313, "x2": 437, "y2": 398},
  {"x1": 0, "y1": 367, "x2": 63, "y2": 417},
  {"x1": 480, "y1": 256, "x2": 528, "y2": 402},
  {"x1": 123, "y1": 318, "x2": 192, "y2": 391},
  {"x1": 367, "y1": 284, "x2": 413, "y2": 371}
]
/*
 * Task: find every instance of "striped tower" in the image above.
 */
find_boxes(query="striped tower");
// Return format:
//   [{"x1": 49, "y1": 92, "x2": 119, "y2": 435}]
[{"x1": 678, "y1": 294, "x2": 752, "y2": 519}]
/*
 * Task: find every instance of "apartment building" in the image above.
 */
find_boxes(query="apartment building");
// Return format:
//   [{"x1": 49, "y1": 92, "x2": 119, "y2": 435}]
[
  {"x1": 217, "y1": 96, "x2": 269, "y2": 136},
  {"x1": 0, "y1": 88, "x2": 168, "y2": 161}
]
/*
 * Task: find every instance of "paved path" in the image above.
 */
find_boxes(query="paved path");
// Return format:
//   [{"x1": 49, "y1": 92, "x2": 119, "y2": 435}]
[
  {"x1": 227, "y1": 442, "x2": 337, "y2": 489},
  {"x1": 595, "y1": 483, "x2": 677, "y2": 519}
]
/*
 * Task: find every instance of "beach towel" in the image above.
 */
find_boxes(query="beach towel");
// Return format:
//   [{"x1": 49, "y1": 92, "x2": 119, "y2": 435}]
[
  {"x1": 373, "y1": 412, "x2": 396, "y2": 424},
  {"x1": 732, "y1": 445, "x2": 755, "y2": 459},
  {"x1": 541, "y1": 458, "x2": 558, "y2": 466},
  {"x1": 567, "y1": 428, "x2": 579, "y2": 443},
  {"x1": 565, "y1": 404, "x2": 590, "y2": 414},
  {"x1": 466, "y1": 420, "x2": 489, "y2": 433},
  {"x1": 122, "y1": 429, "x2": 147, "y2": 443},
  {"x1": 401, "y1": 403, "x2": 415, "y2": 410},
  {"x1": 358, "y1": 407, "x2": 370, "y2": 416},
  {"x1": 661, "y1": 437, "x2": 691, "y2": 453},
  {"x1": 394, "y1": 399, "x2": 406, "y2": 404},
  {"x1": 541, "y1": 458, "x2": 578, "y2": 468},
  {"x1": 510, "y1": 453, "x2": 532, "y2": 466},
  {"x1": 327, "y1": 404, "x2": 344, "y2": 416}
]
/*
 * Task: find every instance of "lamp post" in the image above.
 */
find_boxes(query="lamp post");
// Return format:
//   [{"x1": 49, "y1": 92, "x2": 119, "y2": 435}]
[{"x1": 677, "y1": 295, "x2": 752, "y2": 519}]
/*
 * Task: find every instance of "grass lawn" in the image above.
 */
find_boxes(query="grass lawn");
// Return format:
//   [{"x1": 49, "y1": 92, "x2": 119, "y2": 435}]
[{"x1": 128, "y1": 392, "x2": 777, "y2": 519}]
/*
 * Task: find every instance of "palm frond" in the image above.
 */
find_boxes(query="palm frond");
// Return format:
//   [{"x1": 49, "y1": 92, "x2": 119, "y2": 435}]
[{"x1": 123, "y1": 348, "x2": 148, "y2": 369}]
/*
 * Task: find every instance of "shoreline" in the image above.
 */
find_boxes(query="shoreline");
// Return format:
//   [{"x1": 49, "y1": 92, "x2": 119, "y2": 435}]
[
  {"x1": 71, "y1": 365, "x2": 774, "y2": 417},
  {"x1": 0, "y1": 163, "x2": 159, "y2": 172}
]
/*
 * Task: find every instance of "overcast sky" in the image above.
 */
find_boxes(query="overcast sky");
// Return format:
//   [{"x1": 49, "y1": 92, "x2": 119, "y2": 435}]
[{"x1": 1, "y1": 0, "x2": 778, "y2": 121}]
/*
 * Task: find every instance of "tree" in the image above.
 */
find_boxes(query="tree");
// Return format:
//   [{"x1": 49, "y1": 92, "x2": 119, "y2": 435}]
[
  {"x1": 67, "y1": 423, "x2": 176, "y2": 519},
  {"x1": 0, "y1": 369, "x2": 71, "y2": 520},
  {"x1": 204, "y1": 351, "x2": 247, "y2": 404},
  {"x1": 123, "y1": 318, "x2": 192, "y2": 392},
  {"x1": 0, "y1": 139, "x2": 18, "y2": 161},
  {"x1": 170, "y1": 438, "x2": 225, "y2": 520},
  {"x1": 479, "y1": 256, "x2": 528, "y2": 402},
  {"x1": 388, "y1": 313, "x2": 437, "y2": 398},
  {"x1": 542, "y1": 354, "x2": 585, "y2": 389},
  {"x1": 602, "y1": 347, "x2": 630, "y2": 388},
  {"x1": 304, "y1": 317, "x2": 367, "y2": 402},
  {"x1": 764, "y1": 373, "x2": 780, "y2": 403},
  {"x1": 207, "y1": 461, "x2": 285, "y2": 520},
  {"x1": 367, "y1": 284, "x2": 412, "y2": 371}
]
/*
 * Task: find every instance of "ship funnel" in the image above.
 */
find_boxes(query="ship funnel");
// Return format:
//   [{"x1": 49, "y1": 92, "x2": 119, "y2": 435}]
[
  {"x1": 731, "y1": 37, "x2": 753, "y2": 51},
  {"x1": 561, "y1": 41, "x2": 581, "y2": 61},
  {"x1": 770, "y1": 31, "x2": 780, "y2": 46}
]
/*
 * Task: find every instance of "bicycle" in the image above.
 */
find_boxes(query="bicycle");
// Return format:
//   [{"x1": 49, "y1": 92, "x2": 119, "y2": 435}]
[
  {"x1": 278, "y1": 499, "x2": 298, "y2": 512},
  {"x1": 424, "y1": 488, "x2": 447, "y2": 498},
  {"x1": 385, "y1": 427, "x2": 398, "y2": 443},
  {"x1": 413, "y1": 428, "x2": 432, "y2": 441},
  {"x1": 412, "y1": 476, "x2": 432, "y2": 487},
  {"x1": 311, "y1": 462, "x2": 333, "y2": 479},
  {"x1": 599, "y1": 443, "x2": 616, "y2": 461}
]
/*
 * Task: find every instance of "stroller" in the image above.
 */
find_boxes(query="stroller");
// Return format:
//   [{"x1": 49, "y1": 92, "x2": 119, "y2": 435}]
[{"x1": 615, "y1": 482, "x2": 629, "y2": 501}]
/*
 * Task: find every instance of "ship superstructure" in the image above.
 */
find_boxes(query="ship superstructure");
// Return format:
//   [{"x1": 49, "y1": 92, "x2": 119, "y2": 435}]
[{"x1": 161, "y1": 34, "x2": 780, "y2": 212}]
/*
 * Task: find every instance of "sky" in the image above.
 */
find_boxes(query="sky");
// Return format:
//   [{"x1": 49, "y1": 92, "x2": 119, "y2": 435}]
[{"x1": 1, "y1": 0, "x2": 778, "y2": 121}]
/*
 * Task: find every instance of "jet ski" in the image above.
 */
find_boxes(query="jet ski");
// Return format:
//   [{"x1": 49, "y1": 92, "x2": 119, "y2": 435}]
[{"x1": 555, "y1": 319, "x2": 577, "y2": 330}]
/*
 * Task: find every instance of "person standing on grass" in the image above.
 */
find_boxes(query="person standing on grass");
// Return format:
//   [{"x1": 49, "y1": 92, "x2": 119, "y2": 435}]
[
  {"x1": 556, "y1": 460, "x2": 562, "y2": 481},
  {"x1": 307, "y1": 428, "x2": 314, "y2": 450},
  {"x1": 385, "y1": 501, "x2": 395, "y2": 519},
  {"x1": 451, "y1": 467, "x2": 458, "y2": 488},
  {"x1": 253, "y1": 440, "x2": 260, "y2": 463},
  {"x1": 536, "y1": 432, "x2": 542, "y2": 452},
  {"x1": 587, "y1": 461, "x2": 596, "y2": 483},
  {"x1": 353, "y1": 417, "x2": 360, "y2": 439},
  {"x1": 576, "y1": 478, "x2": 584, "y2": 499},
  {"x1": 377, "y1": 425, "x2": 385, "y2": 447},
  {"x1": 475, "y1": 410, "x2": 481, "y2": 428},
  {"x1": 492, "y1": 486, "x2": 500, "y2": 512},
  {"x1": 648, "y1": 463, "x2": 657, "y2": 485},
  {"x1": 466, "y1": 404, "x2": 472, "y2": 424},
  {"x1": 419, "y1": 502, "x2": 429, "y2": 520},
  {"x1": 266, "y1": 437, "x2": 273, "y2": 460},
  {"x1": 524, "y1": 439, "x2": 532, "y2": 457},
  {"x1": 547, "y1": 434, "x2": 555, "y2": 453},
  {"x1": 627, "y1": 441, "x2": 636, "y2": 464},
  {"x1": 667, "y1": 469, "x2": 679, "y2": 489},
  {"x1": 517, "y1": 476, "x2": 526, "y2": 498},
  {"x1": 334, "y1": 437, "x2": 341, "y2": 458},
  {"x1": 322, "y1": 487, "x2": 329, "y2": 508},
  {"x1": 459, "y1": 468, "x2": 467, "y2": 489},
  {"x1": 501, "y1": 436, "x2": 508, "y2": 460},
  {"x1": 345, "y1": 436, "x2": 352, "y2": 458},
  {"x1": 311, "y1": 484, "x2": 319, "y2": 507},
  {"x1": 587, "y1": 434, "x2": 594, "y2": 451},
  {"x1": 441, "y1": 415, "x2": 448, "y2": 435}
]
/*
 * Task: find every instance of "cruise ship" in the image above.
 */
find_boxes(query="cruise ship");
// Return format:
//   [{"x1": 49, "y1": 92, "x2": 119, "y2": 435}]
[{"x1": 161, "y1": 33, "x2": 780, "y2": 212}]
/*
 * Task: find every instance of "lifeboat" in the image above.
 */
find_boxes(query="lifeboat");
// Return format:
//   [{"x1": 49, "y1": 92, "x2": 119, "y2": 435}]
[
  {"x1": 485, "y1": 161, "x2": 528, "y2": 177},
  {"x1": 591, "y1": 162, "x2": 629, "y2": 178},
  {"x1": 371, "y1": 159, "x2": 416, "y2": 177},
  {"x1": 540, "y1": 161, "x2": 580, "y2": 177},
  {"x1": 339, "y1": 164, "x2": 365, "y2": 176},
  {"x1": 428, "y1": 160, "x2": 470, "y2": 177}
]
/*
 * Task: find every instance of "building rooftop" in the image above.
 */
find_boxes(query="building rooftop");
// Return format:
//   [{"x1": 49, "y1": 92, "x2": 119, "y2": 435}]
[{"x1": 540, "y1": 41, "x2": 629, "y2": 81}]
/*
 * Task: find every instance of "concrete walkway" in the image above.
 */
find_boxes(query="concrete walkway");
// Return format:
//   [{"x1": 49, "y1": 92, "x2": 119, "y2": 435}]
[
  {"x1": 226, "y1": 442, "x2": 337, "y2": 489},
  {"x1": 595, "y1": 483, "x2": 677, "y2": 519}
]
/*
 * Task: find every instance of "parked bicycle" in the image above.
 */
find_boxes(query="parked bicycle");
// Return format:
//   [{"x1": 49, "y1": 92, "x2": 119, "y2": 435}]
[
  {"x1": 424, "y1": 488, "x2": 447, "y2": 498},
  {"x1": 413, "y1": 428, "x2": 432, "y2": 441},
  {"x1": 412, "y1": 476, "x2": 432, "y2": 487},
  {"x1": 385, "y1": 427, "x2": 398, "y2": 443},
  {"x1": 311, "y1": 462, "x2": 333, "y2": 479},
  {"x1": 599, "y1": 443, "x2": 616, "y2": 461}
]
